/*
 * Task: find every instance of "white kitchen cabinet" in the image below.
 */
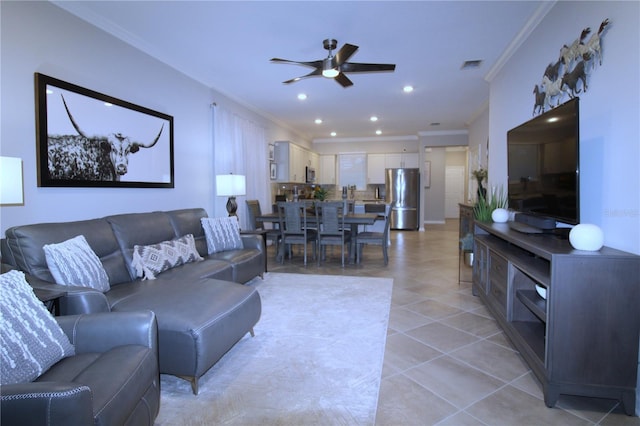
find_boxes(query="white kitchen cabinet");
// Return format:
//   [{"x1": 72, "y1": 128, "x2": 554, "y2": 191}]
[
  {"x1": 385, "y1": 153, "x2": 418, "y2": 169},
  {"x1": 401, "y1": 153, "x2": 419, "y2": 168},
  {"x1": 290, "y1": 143, "x2": 306, "y2": 183},
  {"x1": 309, "y1": 151, "x2": 319, "y2": 172},
  {"x1": 274, "y1": 141, "x2": 314, "y2": 183},
  {"x1": 367, "y1": 154, "x2": 386, "y2": 184},
  {"x1": 319, "y1": 155, "x2": 336, "y2": 184},
  {"x1": 368, "y1": 152, "x2": 419, "y2": 184}
]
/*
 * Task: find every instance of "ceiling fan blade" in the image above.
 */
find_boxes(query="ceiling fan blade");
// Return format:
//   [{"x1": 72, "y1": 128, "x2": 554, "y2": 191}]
[
  {"x1": 271, "y1": 58, "x2": 323, "y2": 69},
  {"x1": 282, "y1": 68, "x2": 322, "y2": 84},
  {"x1": 340, "y1": 62, "x2": 396, "y2": 73},
  {"x1": 335, "y1": 72, "x2": 354, "y2": 88},
  {"x1": 334, "y1": 43, "x2": 359, "y2": 65}
]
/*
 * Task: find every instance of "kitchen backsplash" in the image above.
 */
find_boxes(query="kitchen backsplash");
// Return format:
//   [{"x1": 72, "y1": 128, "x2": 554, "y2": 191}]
[{"x1": 271, "y1": 183, "x2": 385, "y2": 201}]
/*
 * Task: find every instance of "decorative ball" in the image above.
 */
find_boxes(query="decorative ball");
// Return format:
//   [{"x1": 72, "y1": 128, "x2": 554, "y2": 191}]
[
  {"x1": 491, "y1": 208, "x2": 509, "y2": 223},
  {"x1": 569, "y1": 224, "x2": 604, "y2": 251}
]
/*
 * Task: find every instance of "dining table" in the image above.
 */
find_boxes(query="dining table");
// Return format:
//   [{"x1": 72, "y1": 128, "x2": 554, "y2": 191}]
[{"x1": 255, "y1": 211, "x2": 380, "y2": 264}]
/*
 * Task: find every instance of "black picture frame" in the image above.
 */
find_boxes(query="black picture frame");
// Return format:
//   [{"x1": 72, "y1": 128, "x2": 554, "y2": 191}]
[{"x1": 35, "y1": 73, "x2": 174, "y2": 188}]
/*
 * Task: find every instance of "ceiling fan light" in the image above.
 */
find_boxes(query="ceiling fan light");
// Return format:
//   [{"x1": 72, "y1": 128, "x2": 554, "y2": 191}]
[
  {"x1": 322, "y1": 57, "x2": 339, "y2": 78},
  {"x1": 322, "y1": 68, "x2": 339, "y2": 78}
]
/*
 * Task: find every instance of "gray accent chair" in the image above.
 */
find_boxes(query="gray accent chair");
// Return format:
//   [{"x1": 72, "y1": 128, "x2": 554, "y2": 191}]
[{"x1": 1, "y1": 311, "x2": 160, "y2": 426}]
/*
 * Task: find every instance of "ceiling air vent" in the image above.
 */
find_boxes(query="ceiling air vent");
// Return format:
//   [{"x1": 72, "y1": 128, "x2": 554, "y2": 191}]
[{"x1": 461, "y1": 60, "x2": 483, "y2": 70}]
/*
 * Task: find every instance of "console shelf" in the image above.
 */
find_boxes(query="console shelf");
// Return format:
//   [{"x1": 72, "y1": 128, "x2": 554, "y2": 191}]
[
  {"x1": 516, "y1": 290, "x2": 546, "y2": 322},
  {"x1": 472, "y1": 221, "x2": 639, "y2": 415}
]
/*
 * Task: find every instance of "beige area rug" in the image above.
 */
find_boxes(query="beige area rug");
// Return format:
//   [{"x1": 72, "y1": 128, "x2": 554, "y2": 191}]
[{"x1": 155, "y1": 272, "x2": 393, "y2": 425}]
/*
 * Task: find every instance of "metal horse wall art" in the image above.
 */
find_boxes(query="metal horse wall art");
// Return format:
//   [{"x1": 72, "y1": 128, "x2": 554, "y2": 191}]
[{"x1": 532, "y1": 18, "x2": 610, "y2": 115}]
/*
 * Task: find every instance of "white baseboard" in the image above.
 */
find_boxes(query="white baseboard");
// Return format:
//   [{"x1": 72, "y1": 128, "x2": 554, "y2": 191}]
[{"x1": 424, "y1": 220, "x2": 446, "y2": 225}]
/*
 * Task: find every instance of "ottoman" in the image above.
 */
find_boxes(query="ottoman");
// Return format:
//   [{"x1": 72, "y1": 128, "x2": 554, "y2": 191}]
[{"x1": 107, "y1": 277, "x2": 261, "y2": 394}]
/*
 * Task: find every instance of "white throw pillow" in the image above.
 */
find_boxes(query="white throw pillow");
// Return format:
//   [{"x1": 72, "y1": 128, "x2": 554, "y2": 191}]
[
  {"x1": 201, "y1": 217, "x2": 243, "y2": 254},
  {"x1": 0, "y1": 270, "x2": 75, "y2": 385},
  {"x1": 43, "y1": 235, "x2": 110, "y2": 292},
  {"x1": 132, "y1": 234, "x2": 203, "y2": 280}
]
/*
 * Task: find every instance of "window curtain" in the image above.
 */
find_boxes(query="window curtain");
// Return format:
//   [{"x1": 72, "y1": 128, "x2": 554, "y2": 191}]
[{"x1": 213, "y1": 105, "x2": 269, "y2": 230}]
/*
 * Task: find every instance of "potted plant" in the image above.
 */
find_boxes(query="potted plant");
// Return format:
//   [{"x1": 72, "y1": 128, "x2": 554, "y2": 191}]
[
  {"x1": 473, "y1": 185, "x2": 508, "y2": 222},
  {"x1": 460, "y1": 232, "x2": 475, "y2": 267},
  {"x1": 313, "y1": 186, "x2": 328, "y2": 201},
  {"x1": 472, "y1": 168, "x2": 488, "y2": 199}
]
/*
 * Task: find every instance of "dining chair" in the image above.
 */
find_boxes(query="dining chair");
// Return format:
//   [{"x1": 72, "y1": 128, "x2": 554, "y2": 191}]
[
  {"x1": 246, "y1": 200, "x2": 281, "y2": 257},
  {"x1": 354, "y1": 211, "x2": 391, "y2": 265},
  {"x1": 277, "y1": 201, "x2": 317, "y2": 265},
  {"x1": 363, "y1": 202, "x2": 386, "y2": 231},
  {"x1": 315, "y1": 201, "x2": 351, "y2": 267}
]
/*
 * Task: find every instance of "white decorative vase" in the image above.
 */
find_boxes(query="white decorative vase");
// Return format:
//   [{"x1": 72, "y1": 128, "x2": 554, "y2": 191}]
[
  {"x1": 491, "y1": 208, "x2": 509, "y2": 223},
  {"x1": 569, "y1": 224, "x2": 604, "y2": 251}
]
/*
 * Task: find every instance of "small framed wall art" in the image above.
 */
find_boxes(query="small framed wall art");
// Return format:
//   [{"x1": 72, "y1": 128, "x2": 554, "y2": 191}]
[{"x1": 270, "y1": 162, "x2": 277, "y2": 180}]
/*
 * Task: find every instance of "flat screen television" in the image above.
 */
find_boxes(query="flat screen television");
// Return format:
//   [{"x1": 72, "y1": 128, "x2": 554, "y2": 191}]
[{"x1": 507, "y1": 97, "x2": 579, "y2": 227}]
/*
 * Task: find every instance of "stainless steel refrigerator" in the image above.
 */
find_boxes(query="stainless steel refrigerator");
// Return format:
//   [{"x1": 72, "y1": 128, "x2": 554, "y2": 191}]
[{"x1": 385, "y1": 168, "x2": 420, "y2": 230}]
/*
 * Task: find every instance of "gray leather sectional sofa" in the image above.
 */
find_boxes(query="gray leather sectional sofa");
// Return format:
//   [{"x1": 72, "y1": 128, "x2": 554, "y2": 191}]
[{"x1": 1, "y1": 208, "x2": 263, "y2": 394}]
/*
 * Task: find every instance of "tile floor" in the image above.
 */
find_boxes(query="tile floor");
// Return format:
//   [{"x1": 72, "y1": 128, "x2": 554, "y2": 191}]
[{"x1": 266, "y1": 219, "x2": 639, "y2": 426}]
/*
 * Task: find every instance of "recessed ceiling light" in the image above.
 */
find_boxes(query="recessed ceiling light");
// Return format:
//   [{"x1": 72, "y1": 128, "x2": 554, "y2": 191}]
[
  {"x1": 297, "y1": 93, "x2": 307, "y2": 100},
  {"x1": 330, "y1": 132, "x2": 337, "y2": 137},
  {"x1": 315, "y1": 118, "x2": 323, "y2": 124},
  {"x1": 370, "y1": 116, "x2": 378, "y2": 122},
  {"x1": 403, "y1": 85, "x2": 414, "y2": 93},
  {"x1": 376, "y1": 130, "x2": 382, "y2": 135}
]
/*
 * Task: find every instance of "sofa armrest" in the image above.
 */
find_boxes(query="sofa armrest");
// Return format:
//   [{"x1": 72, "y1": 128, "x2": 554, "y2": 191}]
[
  {"x1": 57, "y1": 311, "x2": 157, "y2": 354},
  {"x1": 25, "y1": 273, "x2": 111, "y2": 315},
  {"x1": 58, "y1": 290, "x2": 110, "y2": 315},
  {"x1": 241, "y1": 234, "x2": 264, "y2": 252},
  {"x1": 1, "y1": 382, "x2": 93, "y2": 426}
]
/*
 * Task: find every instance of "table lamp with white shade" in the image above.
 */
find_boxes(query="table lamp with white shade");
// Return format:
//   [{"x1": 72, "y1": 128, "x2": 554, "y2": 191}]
[{"x1": 216, "y1": 174, "x2": 246, "y2": 217}]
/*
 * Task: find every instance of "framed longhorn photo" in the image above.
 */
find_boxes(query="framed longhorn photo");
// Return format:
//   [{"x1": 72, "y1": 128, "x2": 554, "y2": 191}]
[{"x1": 35, "y1": 73, "x2": 174, "y2": 188}]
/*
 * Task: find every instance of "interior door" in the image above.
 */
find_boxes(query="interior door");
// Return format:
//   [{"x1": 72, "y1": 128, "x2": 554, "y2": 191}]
[{"x1": 445, "y1": 166, "x2": 466, "y2": 218}]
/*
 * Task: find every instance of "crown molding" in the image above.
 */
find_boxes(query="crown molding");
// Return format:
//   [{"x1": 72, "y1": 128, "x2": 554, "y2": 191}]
[
  {"x1": 313, "y1": 135, "x2": 419, "y2": 144},
  {"x1": 485, "y1": 1, "x2": 556, "y2": 83}
]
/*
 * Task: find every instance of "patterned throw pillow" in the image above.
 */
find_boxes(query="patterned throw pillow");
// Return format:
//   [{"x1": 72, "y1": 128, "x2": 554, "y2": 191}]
[
  {"x1": 201, "y1": 217, "x2": 243, "y2": 254},
  {"x1": 0, "y1": 270, "x2": 75, "y2": 385},
  {"x1": 131, "y1": 234, "x2": 203, "y2": 280},
  {"x1": 43, "y1": 235, "x2": 110, "y2": 292}
]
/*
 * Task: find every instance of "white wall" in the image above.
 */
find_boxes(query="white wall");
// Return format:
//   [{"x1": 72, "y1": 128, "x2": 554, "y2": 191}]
[
  {"x1": 487, "y1": 1, "x2": 639, "y2": 254},
  {"x1": 468, "y1": 106, "x2": 490, "y2": 176},
  {"x1": 0, "y1": 1, "x2": 302, "y2": 234},
  {"x1": 420, "y1": 132, "x2": 469, "y2": 225}
]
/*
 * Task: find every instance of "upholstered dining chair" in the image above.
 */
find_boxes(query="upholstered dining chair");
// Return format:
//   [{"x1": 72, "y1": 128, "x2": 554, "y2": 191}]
[
  {"x1": 277, "y1": 201, "x2": 317, "y2": 265},
  {"x1": 315, "y1": 201, "x2": 351, "y2": 267},
  {"x1": 246, "y1": 199, "x2": 281, "y2": 256},
  {"x1": 354, "y1": 211, "x2": 391, "y2": 265},
  {"x1": 363, "y1": 202, "x2": 386, "y2": 231}
]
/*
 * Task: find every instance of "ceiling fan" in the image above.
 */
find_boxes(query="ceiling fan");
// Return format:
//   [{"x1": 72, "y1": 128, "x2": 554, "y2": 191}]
[{"x1": 270, "y1": 39, "x2": 396, "y2": 88}]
